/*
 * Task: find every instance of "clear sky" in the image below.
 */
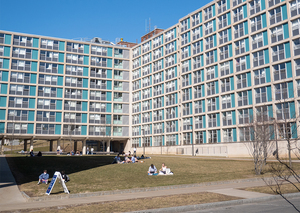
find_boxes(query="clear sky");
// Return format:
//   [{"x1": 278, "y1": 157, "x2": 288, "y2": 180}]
[{"x1": 0, "y1": 0, "x2": 211, "y2": 43}]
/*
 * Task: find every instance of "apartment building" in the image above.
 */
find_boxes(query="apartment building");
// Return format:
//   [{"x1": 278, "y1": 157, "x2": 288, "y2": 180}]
[{"x1": 1, "y1": 0, "x2": 300, "y2": 156}]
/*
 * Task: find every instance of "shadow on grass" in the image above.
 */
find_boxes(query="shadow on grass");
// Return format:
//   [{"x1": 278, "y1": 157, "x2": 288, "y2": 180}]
[{"x1": 5, "y1": 155, "x2": 116, "y2": 187}]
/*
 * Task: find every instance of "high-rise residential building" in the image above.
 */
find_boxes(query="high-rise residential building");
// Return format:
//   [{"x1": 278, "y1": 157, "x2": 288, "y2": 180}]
[{"x1": 1, "y1": 0, "x2": 300, "y2": 156}]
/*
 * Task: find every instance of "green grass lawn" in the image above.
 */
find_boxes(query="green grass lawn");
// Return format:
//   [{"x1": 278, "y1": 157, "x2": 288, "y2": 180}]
[{"x1": 5, "y1": 155, "x2": 276, "y2": 197}]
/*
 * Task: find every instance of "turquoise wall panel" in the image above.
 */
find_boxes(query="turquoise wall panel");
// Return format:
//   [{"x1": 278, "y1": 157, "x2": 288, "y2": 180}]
[
  {"x1": 264, "y1": 49, "x2": 269, "y2": 64},
  {"x1": 231, "y1": 94, "x2": 235, "y2": 108},
  {"x1": 286, "y1": 61, "x2": 292, "y2": 78},
  {"x1": 107, "y1": 69, "x2": 112, "y2": 79},
  {"x1": 83, "y1": 90, "x2": 88, "y2": 99},
  {"x1": 213, "y1": 19, "x2": 216, "y2": 31},
  {"x1": 215, "y1": 81, "x2": 219, "y2": 94},
  {"x1": 261, "y1": 0, "x2": 266, "y2": 10},
  {"x1": 213, "y1": 34, "x2": 217, "y2": 47},
  {"x1": 3, "y1": 59, "x2": 9, "y2": 69},
  {"x1": 83, "y1": 67, "x2": 89, "y2": 77},
  {"x1": 284, "y1": 42, "x2": 291, "y2": 59},
  {"x1": 29, "y1": 98, "x2": 35, "y2": 108},
  {"x1": 107, "y1": 92, "x2": 112, "y2": 101},
  {"x1": 228, "y1": 28, "x2": 232, "y2": 41},
  {"x1": 248, "y1": 90, "x2": 253, "y2": 105},
  {"x1": 31, "y1": 62, "x2": 37, "y2": 71},
  {"x1": 81, "y1": 126, "x2": 87, "y2": 135},
  {"x1": 28, "y1": 111, "x2": 34, "y2": 121},
  {"x1": 243, "y1": 4, "x2": 247, "y2": 18},
  {"x1": 217, "y1": 113, "x2": 220, "y2": 127},
  {"x1": 245, "y1": 38, "x2": 249, "y2": 52},
  {"x1": 0, "y1": 122, "x2": 4, "y2": 133},
  {"x1": 247, "y1": 72, "x2": 251, "y2": 87},
  {"x1": 56, "y1": 100, "x2": 62, "y2": 110},
  {"x1": 268, "y1": 105, "x2": 273, "y2": 118},
  {"x1": 59, "y1": 41, "x2": 65, "y2": 51},
  {"x1": 230, "y1": 77, "x2": 234, "y2": 90},
  {"x1": 58, "y1": 65, "x2": 64, "y2": 74},
  {"x1": 84, "y1": 45, "x2": 89, "y2": 54},
  {"x1": 216, "y1": 96, "x2": 219, "y2": 110},
  {"x1": 217, "y1": 129, "x2": 221, "y2": 142},
  {"x1": 232, "y1": 110, "x2": 236, "y2": 125},
  {"x1": 212, "y1": 4, "x2": 215, "y2": 16},
  {"x1": 282, "y1": 4, "x2": 287, "y2": 20},
  {"x1": 107, "y1": 48, "x2": 112, "y2": 57},
  {"x1": 59, "y1": 53, "x2": 64, "y2": 62},
  {"x1": 227, "y1": 0, "x2": 230, "y2": 9},
  {"x1": 56, "y1": 112, "x2": 61, "y2": 122},
  {"x1": 83, "y1": 56, "x2": 89, "y2": 65},
  {"x1": 31, "y1": 49, "x2": 38, "y2": 59},
  {"x1": 262, "y1": 13, "x2": 267, "y2": 28},
  {"x1": 263, "y1": 31, "x2": 268, "y2": 46},
  {"x1": 201, "y1": 84, "x2": 205, "y2": 97},
  {"x1": 290, "y1": 102, "x2": 296, "y2": 118},
  {"x1": 4, "y1": 46, "x2": 10, "y2": 57},
  {"x1": 106, "y1": 103, "x2": 111, "y2": 112},
  {"x1": 4, "y1": 34, "x2": 11, "y2": 44},
  {"x1": 227, "y1": 12, "x2": 231, "y2": 25},
  {"x1": 107, "y1": 59, "x2": 112, "y2": 68},
  {"x1": 82, "y1": 113, "x2": 87, "y2": 123},
  {"x1": 55, "y1": 124, "x2": 61, "y2": 134},
  {"x1": 266, "y1": 67, "x2": 271, "y2": 82},
  {"x1": 82, "y1": 101, "x2": 88, "y2": 111},
  {"x1": 83, "y1": 78, "x2": 88, "y2": 88},
  {"x1": 288, "y1": 81, "x2": 294, "y2": 98},
  {"x1": 244, "y1": 21, "x2": 248, "y2": 35},
  {"x1": 27, "y1": 124, "x2": 34, "y2": 134},
  {"x1": 33, "y1": 38, "x2": 39, "y2": 47},
  {"x1": 0, "y1": 109, "x2": 5, "y2": 120},
  {"x1": 1, "y1": 71, "x2": 8, "y2": 81},
  {"x1": 283, "y1": 23, "x2": 289, "y2": 39},
  {"x1": 230, "y1": 60, "x2": 233, "y2": 73},
  {"x1": 29, "y1": 86, "x2": 36, "y2": 96},
  {"x1": 292, "y1": 123, "x2": 297, "y2": 138},
  {"x1": 215, "y1": 65, "x2": 218, "y2": 78},
  {"x1": 30, "y1": 73, "x2": 36, "y2": 84},
  {"x1": 0, "y1": 96, "x2": 5, "y2": 110},
  {"x1": 0, "y1": 84, "x2": 7, "y2": 94},
  {"x1": 233, "y1": 128, "x2": 237, "y2": 142},
  {"x1": 214, "y1": 50, "x2": 217, "y2": 62},
  {"x1": 57, "y1": 76, "x2": 63, "y2": 86},
  {"x1": 57, "y1": 88, "x2": 63, "y2": 98}
]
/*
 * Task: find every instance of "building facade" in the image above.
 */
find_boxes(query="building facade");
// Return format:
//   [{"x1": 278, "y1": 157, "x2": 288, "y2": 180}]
[{"x1": 1, "y1": 0, "x2": 300, "y2": 156}]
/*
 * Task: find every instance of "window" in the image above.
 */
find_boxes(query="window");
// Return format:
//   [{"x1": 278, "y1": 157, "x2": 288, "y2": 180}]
[
  {"x1": 223, "y1": 129, "x2": 233, "y2": 142},
  {"x1": 153, "y1": 48, "x2": 162, "y2": 60},
  {"x1": 91, "y1": 46, "x2": 108, "y2": 56},
  {"x1": 221, "y1": 78, "x2": 231, "y2": 92},
  {"x1": 250, "y1": 0, "x2": 261, "y2": 15},
  {"x1": 153, "y1": 36, "x2": 162, "y2": 48},
  {"x1": 143, "y1": 53, "x2": 151, "y2": 64},
  {"x1": 269, "y1": 7, "x2": 283, "y2": 25},
  {"x1": 219, "y1": 29, "x2": 228, "y2": 45},
  {"x1": 195, "y1": 131, "x2": 204, "y2": 144},
  {"x1": 291, "y1": 0, "x2": 300, "y2": 17},
  {"x1": 40, "y1": 51, "x2": 59, "y2": 62},
  {"x1": 181, "y1": 19, "x2": 189, "y2": 32},
  {"x1": 256, "y1": 105, "x2": 271, "y2": 122},
  {"x1": 165, "y1": 54, "x2": 175, "y2": 67},
  {"x1": 218, "y1": 14, "x2": 228, "y2": 29},
  {"x1": 207, "y1": 81, "x2": 216, "y2": 96},
  {"x1": 208, "y1": 130, "x2": 217, "y2": 143},
  {"x1": 181, "y1": 32, "x2": 189, "y2": 45},
  {"x1": 166, "y1": 107, "x2": 176, "y2": 119},
  {"x1": 182, "y1": 74, "x2": 189, "y2": 87},
  {"x1": 182, "y1": 103, "x2": 191, "y2": 115},
  {"x1": 206, "y1": 50, "x2": 215, "y2": 65},
  {"x1": 276, "y1": 102, "x2": 291, "y2": 120},
  {"x1": 165, "y1": 94, "x2": 176, "y2": 106},
  {"x1": 239, "y1": 127, "x2": 251, "y2": 141},
  {"x1": 208, "y1": 114, "x2": 217, "y2": 127},
  {"x1": 166, "y1": 121, "x2": 176, "y2": 133},
  {"x1": 10, "y1": 72, "x2": 30, "y2": 83},
  {"x1": 9, "y1": 84, "x2": 30, "y2": 96},
  {"x1": 220, "y1": 61, "x2": 230, "y2": 76},
  {"x1": 223, "y1": 111, "x2": 232, "y2": 126},
  {"x1": 252, "y1": 32, "x2": 264, "y2": 50},
  {"x1": 165, "y1": 29, "x2": 175, "y2": 43},
  {"x1": 222, "y1": 95, "x2": 231, "y2": 109},
  {"x1": 269, "y1": 0, "x2": 281, "y2": 7},
  {"x1": 234, "y1": 23, "x2": 245, "y2": 39},
  {"x1": 193, "y1": 55, "x2": 202, "y2": 69},
  {"x1": 37, "y1": 99, "x2": 56, "y2": 110},
  {"x1": 182, "y1": 60, "x2": 189, "y2": 73},
  {"x1": 239, "y1": 108, "x2": 251, "y2": 124},
  {"x1": 166, "y1": 134, "x2": 176, "y2": 146},
  {"x1": 193, "y1": 41, "x2": 201, "y2": 55},
  {"x1": 233, "y1": 6, "x2": 243, "y2": 22},
  {"x1": 66, "y1": 42, "x2": 84, "y2": 53},
  {"x1": 165, "y1": 67, "x2": 176, "y2": 80},
  {"x1": 254, "y1": 68, "x2": 266, "y2": 85},
  {"x1": 206, "y1": 35, "x2": 214, "y2": 50},
  {"x1": 296, "y1": 59, "x2": 300, "y2": 76},
  {"x1": 182, "y1": 89, "x2": 190, "y2": 101},
  {"x1": 67, "y1": 54, "x2": 84, "y2": 65},
  {"x1": 236, "y1": 55, "x2": 247, "y2": 72},
  {"x1": 193, "y1": 27, "x2": 201, "y2": 41},
  {"x1": 294, "y1": 38, "x2": 300, "y2": 56},
  {"x1": 11, "y1": 60, "x2": 33, "y2": 71},
  {"x1": 275, "y1": 82, "x2": 288, "y2": 100},
  {"x1": 255, "y1": 87, "x2": 267, "y2": 103},
  {"x1": 218, "y1": 0, "x2": 227, "y2": 13},
  {"x1": 39, "y1": 62, "x2": 58, "y2": 73},
  {"x1": 39, "y1": 74, "x2": 58, "y2": 85},
  {"x1": 205, "y1": 20, "x2": 214, "y2": 35},
  {"x1": 277, "y1": 123, "x2": 293, "y2": 139},
  {"x1": 183, "y1": 118, "x2": 192, "y2": 130},
  {"x1": 251, "y1": 15, "x2": 263, "y2": 32},
  {"x1": 253, "y1": 50, "x2": 265, "y2": 67},
  {"x1": 292, "y1": 19, "x2": 300, "y2": 37},
  {"x1": 270, "y1": 25, "x2": 284, "y2": 43},
  {"x1": 192, "y1": 13, "x2": 200, "y2": 27},
  {"x1": 195, "y1": 116, "x2": 204, "y2": 129},
  {"x1": 207, "y1": 97, "x2": 217, "y2": 111},
  {"x1": 9, "y1": 97, "x2": 29, "y2": 108},
  {"x1": 13, "y1": 35, "x2": 34, "y2": 47},
  {"x1": 194, "y1": 70, "x2": 202, "y2": 84},
  {"x1": 142, "y1": 41, "x2": 151, "y2": 53},
  {"x1": 194, "y1": 100, "x2": 203, "y2": 114},
  {"x1": 7, "y1": 110, "x2": 29, "y2": 121},
  {"x1": 272, "y1": 44, "x2": 285, "y2": 62},
  {"x1": 204, "y1": 6, "x2": 213, "y2": 20},
  {"x1": 237, "y1": 91, "x2": 248, "y2": 106},
  {"x1": 273, "y1": 63, "x2": 287, "y2": 81},
  {"x1": 237, "y1": 73, "x2": 247, "y2": 89},
  {"x1": 219, "y1": 45, "x2": 229, "y2": 60}
]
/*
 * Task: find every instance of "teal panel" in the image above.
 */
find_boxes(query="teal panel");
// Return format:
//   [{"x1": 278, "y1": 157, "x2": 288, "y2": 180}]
[
  {"x1": 83, "y1": 78, "x2": 88, "y2": 88},
  {"x1": 57, "y1": 88, "x2": 63, "y2": 98},
  {"x1": 288, "y1": 81, "x2": 294, "y2": 98},
  {"x1": 107, "y1": 81, "x2": 112, "y2": 90},
  {"x1": 247, "y1": 72, "x2": 251, "y2": 87},
  {"x1": 203, "y1": 131, "x2": 206, "y2": 143},
  {"x1": 201, "y1": 84, "x2": 205, "y2": 97},
  {"x1": 1, "y1": 71, "x2": 8, "y2": 81},
  {"x1": 231, "y1": 93, "x2": 235, "y2": 108},
  {"x1": 106, "y1": 92, "x2": 112, "y2": 101},
  {"x1": 3, "y1": 59, "x2": 9, "y2": 69},
  {"x1": 245, "y1": 38, "x2": 249, "y2": 52},
  {"x1": 83, "y1": 56, "x2": 89, "y2": 65},
  {"x1": 81, "y1": 113, "x2": 87, "y2": 123},
  {"x1": 33, "y1": 38, "x2": 39, "y2": 48},
  {"x1": 227, "y1": 0, "x2": 230, "y2": 9},
  {"x1": 281, "y1": 4, "x2": 287, "y2": 20},
  {"x1": 162, "y1": 96, "x2": 164, "y2": 107},
  {"x1": 30, "y1": 73, "x2": 36, "y2": 84},
  {"x1": 228, "y1": 28, "x2": 232, "y2": 41},
  {"x1": 284, "y1": 42, "x2": 291, "y2": 59},
  {"x1": 57, "y1": 76, "x2": 63, "y2": 86},
  {"x1": 292, "y1": 122, "x2": 297, "y2": 138},
  {"x1": 84, "y1": 45, "x2": 89, "y2": 54},
  {"x1": 268, "y1": 105, "x2": 273, "y2": 118},
  {"x1": 0, "y1": 109, "x2": 5, "y2": 120},
  {"x1": 230, "y1": 60, "x2": 233, "y2": 73},
  {"x1": 176, "y1": 134, "x2": 179, "y2": 145},
  {"x1": 56, "y1": 112, "x2": 61, "y2": 122},
  {"x1": 82, "y1": 67, "x2": 88, "y2": 77},
  {"x1": 243, "y1": 4, "x2": 247, "y2": 18},
  {"x1": 213, "y1": 19, "x2": 216, "y2": 31},
  {"x1": 0, "y1": 122, "x2": 4, "y2": 133},
  {"x1": 4, "y1": 34, "x2": 11, "y2": 44},
  {"x1": 59, "y1": 41, "x2": 65, "y2": 51},
  {"x1": 200, "y1": 11, "x2": 203, "y2": 23},
  {"x1": 107, "y1": 48, "x2": 112, "y2": 57},
  {"x1": 107, "y1": 59, "x2": 112, "y2": 68},
  {"x1": 175, "y1": 120, "x2": 178, "y2": 131},
  {"x1": 244, "y1": 21, "x2": 248, "y2": 35},
  {"x1": 217, "y1": 113, "x2": 220, "y2": 127},
  {"x1": 227, "y1": 12, "x2": 231, "y2": 25},
  {"x1": 233, "y1": 128, "x2": 237, "y2": 142},
  {"x1": 29, "y1": 86, "x2": 36, "y2": 96},
  {"x1": 105, "y1": 69, "x2": 111, "y2": 79},
  {"x1": 176, "y1": 106, "x2": 178, "y2": 117},
  {"x1": 0, "y1": 84, "x2": 7, "y2": 94},
  {"x1": 215, "y1": 81, "x2": 219, "y2": 94},
  {"x1": 190, "y1": 132, "x2": 193, "y2": 144},
  {"x1": 29, "y1": 98, "x2": 35, "y2": 108},
  {"x1": 189, "y1": 102, "x2": 192, "y2": 113},
  {"x1": 217, "y1": 129, "x2": 221, "y2": 142},
  {"x1": 213, "y1": 34, "x2": 217, "y2": 47},
  {"x1": 216, "y1": 96, "x2": 219, "y2": 110},
  {"x1": 189, "y1": 73, "x2": 192, "y2": 84},
  {"x1": 0, "y1": 96, "x2": 7, "y2": 107},
  {"x1": 188, "y1": 32, "x2": 190, "y2": 43},
  {"x1": 246, "y1": 55, "x2": 250, "y2": 69},
  {"x1": 290, "y1": 102, "x2": 296, "y2": 118},
  {"x1": 263, "y1": 31, "x2": 268, "y2": 46},
  {"x1": 59, "y1": 53, "x2": 64, "y2": 62},
  {"x1": 264, "y1": 49, "x2": 269, "y2": 64},
  {"x1": 266, "y1": 67, "x2": 271, "y2": 82},
  {"x1": 82, "y1": 101, "x2": 88, "y2": 111},
  {"x1": 229, "y1": 44, "x2": 232, "y2": 57},
  {"x1": 105, "y1": 126, "x2": 111, "y2": 136},
  {"x1": 200, "y1": 26, "x2": 203, "y2": 38},
  {"x1": 31, "y1": 61, "x2": 37, "y2": 71},
  {"x1": 81, "y1": 126, "x2": 87, "y2": 135},
  {"x1": 286, "y1": 61, "x2": 292, "y2": 78},
  {"x1": 261, "y1": 0, "x2": 266, "y2": 10},
  {"x1": 27, "y1": 124, "x2": 34, "y2": 134},
  {"x1": 58, "y1": 64, "x2": 64, "y2": 74},
  {"x1": 28, "y1": 111, "x2": 34, "y2": 121},
  {"x1": 106, "y1": 103, "x2": 111, "y2": 112},
  {"x1": 215, "y1": 65, "x2": 218, "y2": 78},
  {"x1": 214, "y1": 50, "x2": 217, "y2": 62},
  {"x1": 188, "y1": 45, "x2": 191, "y2": 57},
  {"x1": 232, "y1": 110, "x2": 236, "y2": 125},
  {"x1": 3, "y1": 46, "x2": 10, "y2": 57},
  {"x1": 230, "y1": 76, "x2": 234, "y2": 90},
  {"x1": 262, "y1": 13, "x2": 267, "y2": 28},
  {"x1": 188, "y1": 60, "x2": 191, "y2": 71},
  {"x1": 83, "y1": 90, "x2": 88, "y2": 99},
  {"x1": 150, "y1": 136, "x2": 152, "y2": 146},
  {"x1": 248, "y1": 90, "x2": 253, "y2": 105},
  {"x1": 56, "y1": 100, "x2": 62, "y2": 110},
  {"x1": 283, "y1": 23, "x2": 289, "y2": 39},
  {"x1": 212, "y1": 4, "x2": 215, "y2": 16},
  {"x1": 31, "y1": 49, "x2": 38, "y2": 59}
]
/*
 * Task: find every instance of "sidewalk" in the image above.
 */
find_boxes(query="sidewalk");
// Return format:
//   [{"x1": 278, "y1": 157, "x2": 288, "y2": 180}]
[{"x1": 0, "y1": 155, "x2": 298, "y2": 212}]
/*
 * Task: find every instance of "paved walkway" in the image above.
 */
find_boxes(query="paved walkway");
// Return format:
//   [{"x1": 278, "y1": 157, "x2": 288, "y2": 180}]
[{"x1": 0, "y1": 155, "x2": 297, "y2": 212}]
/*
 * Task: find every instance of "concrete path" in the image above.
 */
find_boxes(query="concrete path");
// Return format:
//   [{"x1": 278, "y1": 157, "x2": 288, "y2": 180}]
[{"x1": 0, "y1": 155, "x2": 298, "y2": 212}]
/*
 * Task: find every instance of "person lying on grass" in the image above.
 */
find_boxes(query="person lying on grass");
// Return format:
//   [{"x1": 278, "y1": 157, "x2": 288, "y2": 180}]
[
  {"x1": 148, "y1": 164, "x2": 158, "y2": 175},
  {"x1": 38, "y1": 170, "x2": 49, "y2": 185},
  {"x1": 131, "y1": 155, "x2": 143, "y2": 163}
]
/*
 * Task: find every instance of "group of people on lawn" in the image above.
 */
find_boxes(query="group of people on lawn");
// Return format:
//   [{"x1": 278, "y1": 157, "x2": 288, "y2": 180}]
[
  {"x1": 148, "y1": 163, "x2": 173, "y2": 175},
  {"x1": 113, "y1": 154, "x2": 143, "y2": 164}
]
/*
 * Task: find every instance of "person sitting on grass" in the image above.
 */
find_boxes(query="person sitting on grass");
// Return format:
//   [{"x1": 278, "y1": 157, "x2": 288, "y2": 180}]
[
  {"x1": 131, "y1": 155, "x2": 143, "y2": 163},
  {"x1": 124, "y1": 154, "x2": 132, "y2": 163},
  {"x1": 159, "y1": 163, "x2": 167, "y2": 174},
  {"x1": 38, "y1": 170, "x2": 49, "y2": 185},
  {"x1": 112, "y1": 154, "x2": 122, "y2": 164},
  {"x1": 30, "y1": 150, "x2": 34, "y2": 157},
  {"x1": 148, "y1": 164, "x2": 157, "y2": 175},
  {"x1": 61, "y1": 171, "x2": 70, "y2": 183}
]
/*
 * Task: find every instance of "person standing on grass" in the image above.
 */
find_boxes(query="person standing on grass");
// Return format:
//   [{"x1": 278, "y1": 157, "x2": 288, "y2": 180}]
[
  {"x1": 87, "y1": 147, "x2": 89, "y2": 155},
  {"x1": 91, "y1": 147, "x2": 94, "y2": 155},
  {"x1": 133, "y1": 147, "x2": 136, "y2": 155},
  {"x1": 38, "y1": 170, "x2": 49, "y2": 185}
]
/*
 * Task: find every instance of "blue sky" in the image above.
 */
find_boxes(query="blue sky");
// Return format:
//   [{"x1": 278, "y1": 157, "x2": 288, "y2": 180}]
[{"x1": 0, "y1": 0, "x2": 211, "y2": 43}]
